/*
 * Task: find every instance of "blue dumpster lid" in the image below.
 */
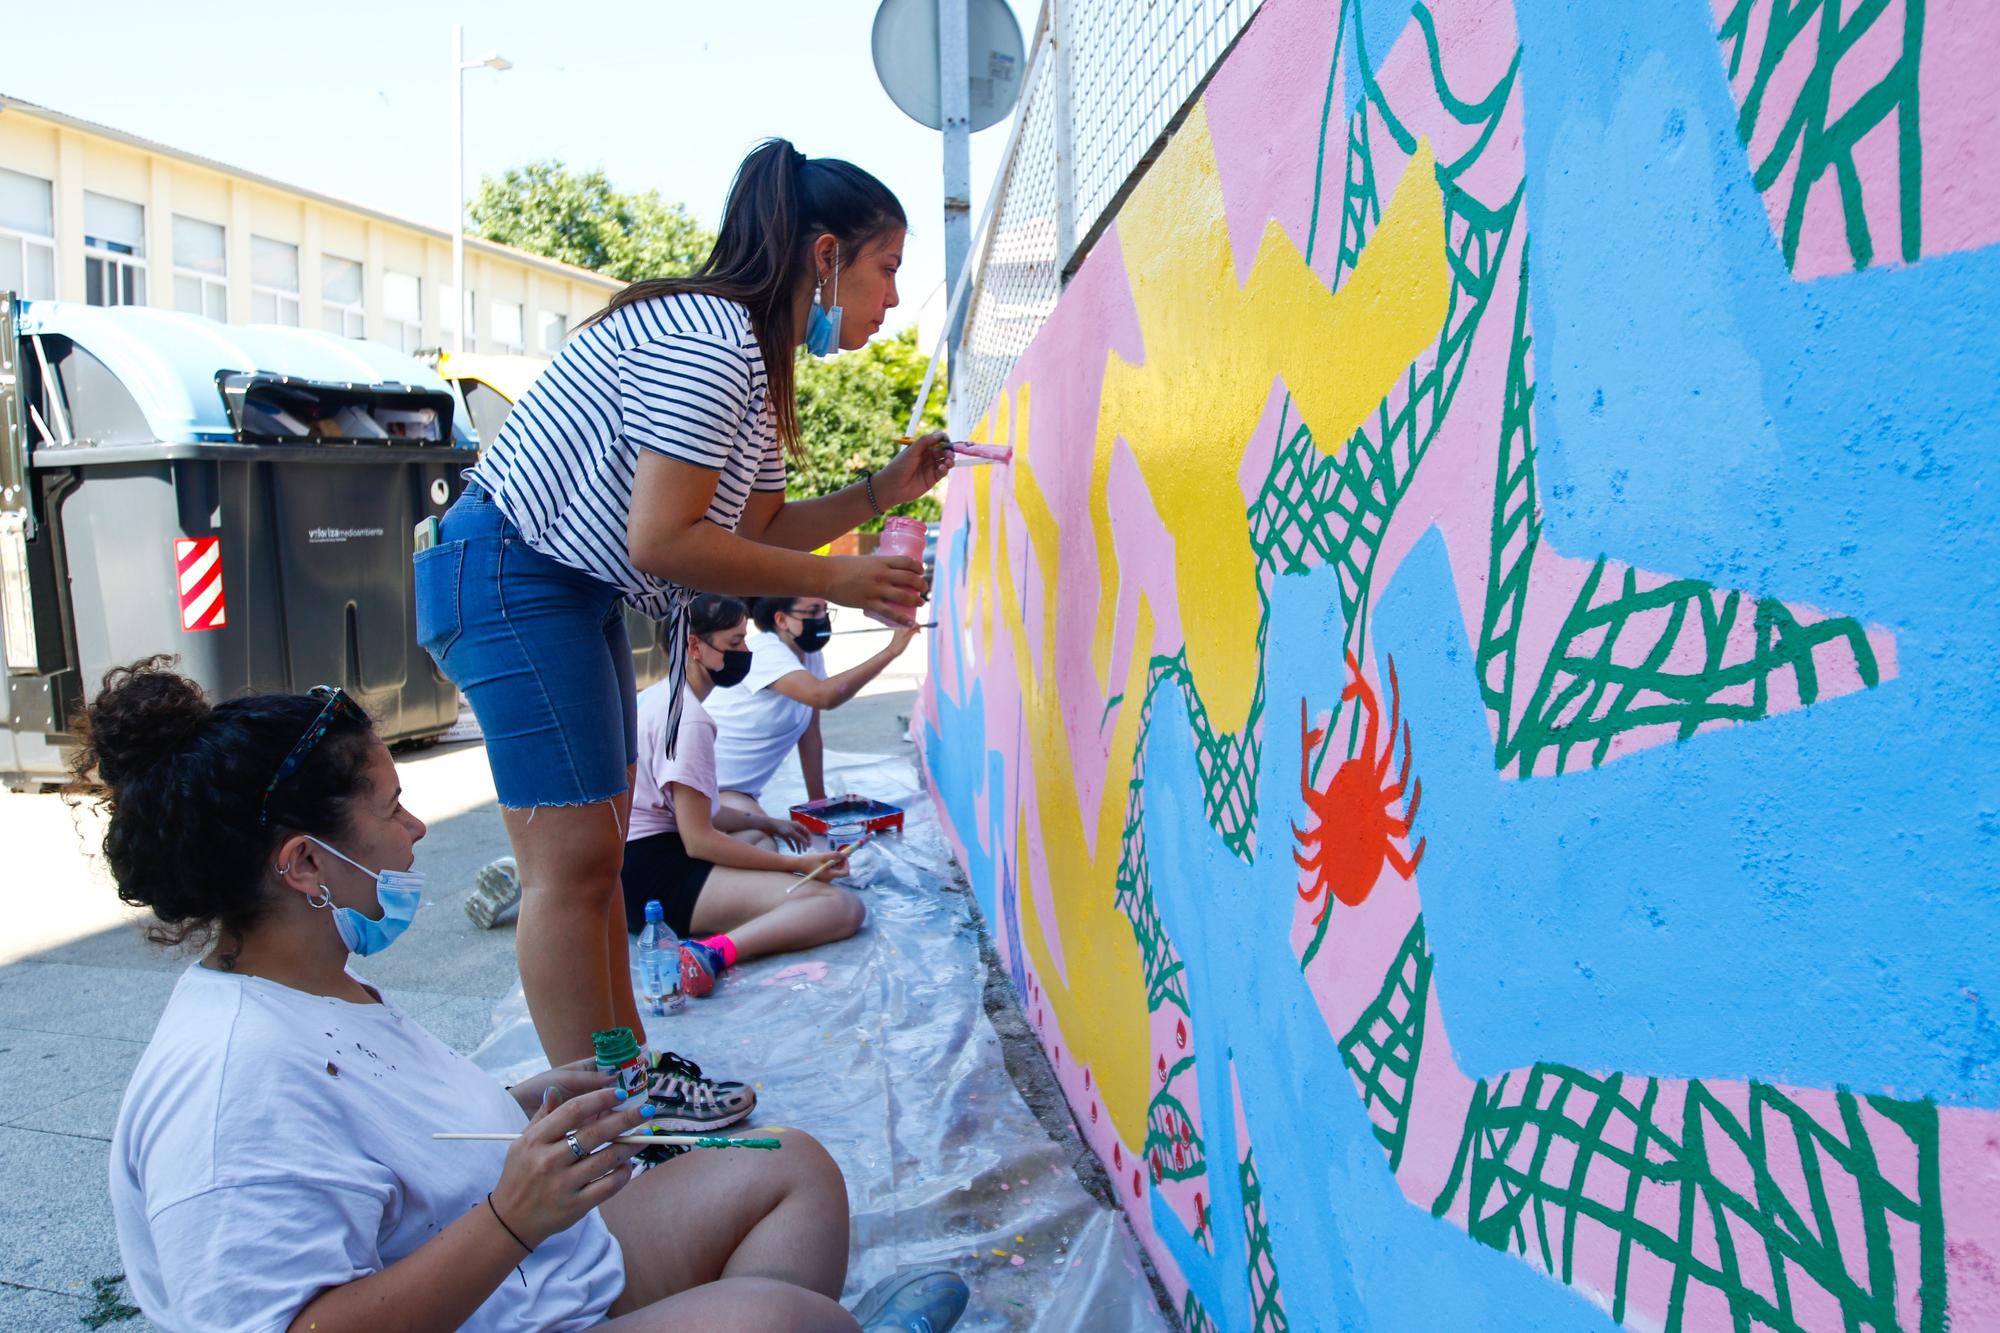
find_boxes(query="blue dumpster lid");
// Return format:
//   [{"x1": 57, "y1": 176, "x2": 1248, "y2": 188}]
[{"x1": 16, "y1": 300, "x2": 476, "y2": 446}]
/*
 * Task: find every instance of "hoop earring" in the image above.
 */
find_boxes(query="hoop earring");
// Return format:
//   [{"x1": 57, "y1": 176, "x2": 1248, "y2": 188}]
[{"x1": 307, "y1": 885, "x2": 334, "y2": 909}]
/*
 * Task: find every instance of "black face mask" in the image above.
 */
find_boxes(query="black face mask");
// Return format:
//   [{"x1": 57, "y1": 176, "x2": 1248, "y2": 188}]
[
  {"x1": 791, "y1": 616, "x2": 832, "y2": 653},
  {"x1": 707, "y1": 647, "x2": 752, "y2": 689}
]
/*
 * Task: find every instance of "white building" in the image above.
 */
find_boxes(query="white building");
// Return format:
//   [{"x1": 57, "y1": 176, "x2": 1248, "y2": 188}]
[{"x1": 0, "y1": 93, "x2": 619, "y2": 354}]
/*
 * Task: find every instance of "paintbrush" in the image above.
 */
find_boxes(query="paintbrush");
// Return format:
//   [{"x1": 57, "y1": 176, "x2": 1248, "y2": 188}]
[
  {"x1": 895, "y1": 436, "x2": 1013, "y2": 464},
  {"x1": 434, "y1": 1131, "x2": 784, "y2": 1150},
  {"x1": 786, "y1": 831, "x2": 872, "y2": 894}
]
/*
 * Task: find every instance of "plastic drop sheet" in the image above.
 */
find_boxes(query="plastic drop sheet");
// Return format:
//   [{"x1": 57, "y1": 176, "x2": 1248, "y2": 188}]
[{"x1": 472, "y1": 748, "x2": 1171, "y2": 1332}]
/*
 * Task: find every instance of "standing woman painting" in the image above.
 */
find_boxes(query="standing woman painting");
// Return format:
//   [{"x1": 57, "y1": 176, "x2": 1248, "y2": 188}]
[{"x1": 415, "y1": 139, "x2": 950, "y2": 1063}]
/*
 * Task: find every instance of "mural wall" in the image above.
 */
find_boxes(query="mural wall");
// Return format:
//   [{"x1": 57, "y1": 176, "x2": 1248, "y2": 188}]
[{"x1": 914, "y1": 0, "x2": 2000, "y2": 1328}]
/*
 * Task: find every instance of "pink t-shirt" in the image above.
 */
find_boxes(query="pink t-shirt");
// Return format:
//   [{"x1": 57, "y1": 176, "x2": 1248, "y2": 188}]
[{"x1": 628, "y1": 684, "x2": 717, "y2": 840}]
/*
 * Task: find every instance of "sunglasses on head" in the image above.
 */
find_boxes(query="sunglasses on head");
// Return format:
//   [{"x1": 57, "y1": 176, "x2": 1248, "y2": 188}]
[{"x1": 259, "y1": 685, "x2": 366, "y2": 826}]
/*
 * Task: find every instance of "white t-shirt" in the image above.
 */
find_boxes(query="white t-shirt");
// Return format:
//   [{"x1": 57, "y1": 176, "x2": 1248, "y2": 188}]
[
  {"x1": 110, "y1": 964, "x2": 624, "y2": 1333},
  {"x1": 707, "y1": 628, "x2": 823, "y2": 798},
  {"x1": 630, "y1": 683, "x2": 717, "y2": 840}
]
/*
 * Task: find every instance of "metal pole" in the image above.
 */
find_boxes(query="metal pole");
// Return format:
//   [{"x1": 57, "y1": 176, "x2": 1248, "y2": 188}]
[
  {"x1": 938, "y1": 0, "x2": 971, "y2": 372},
  {"x1": 451, "y1": 23, "x2": 465, "y2": 354}
]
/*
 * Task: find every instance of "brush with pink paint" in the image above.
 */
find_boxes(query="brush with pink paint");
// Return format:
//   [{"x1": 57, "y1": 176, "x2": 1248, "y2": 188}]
[{"x1": 896, "y1": 436, "x2": 1013, "y2": 464}]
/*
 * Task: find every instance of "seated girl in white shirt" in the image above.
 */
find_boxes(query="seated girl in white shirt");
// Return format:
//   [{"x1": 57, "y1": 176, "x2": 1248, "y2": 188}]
[
  {"x1": 703, "y1": 596, "x2": 917, "y2": 826},
  {"x1": 86, "y1": 657, "x2": 966, "y2": 1331},
  {"x1": 622, "y1": 594, "x2": 863, "y2": 997}
]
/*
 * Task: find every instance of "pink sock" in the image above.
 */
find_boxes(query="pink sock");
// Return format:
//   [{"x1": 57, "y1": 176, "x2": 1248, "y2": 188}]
[{"x1": 698, "y1": 934, "x2": 738, "y2": 968}]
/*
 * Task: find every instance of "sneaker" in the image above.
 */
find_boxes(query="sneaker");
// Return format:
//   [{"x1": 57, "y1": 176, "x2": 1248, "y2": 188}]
[
  {"x1": 851, "y1": 1269, "x2": 970, "y2": 1333},
  {"x1": 464, "y1": 856, "x2": 521, "y2": 929},
  {"x1": 642, "y1": 1050, "x2": 756, "y2": 1132},
  {"x1": 679, "y1": 939, "x2": 726, "y2": 997}
]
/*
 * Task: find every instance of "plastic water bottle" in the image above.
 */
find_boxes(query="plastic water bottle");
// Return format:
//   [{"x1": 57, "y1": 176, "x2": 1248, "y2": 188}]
[{"x1": 636, "y1": 900, "x2": 683, "y2": 1016}]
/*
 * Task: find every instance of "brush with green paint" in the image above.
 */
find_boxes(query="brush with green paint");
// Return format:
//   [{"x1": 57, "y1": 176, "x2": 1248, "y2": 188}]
[{"x1": 434, "y1": 1130, "x2": 784, "y2": 1150}]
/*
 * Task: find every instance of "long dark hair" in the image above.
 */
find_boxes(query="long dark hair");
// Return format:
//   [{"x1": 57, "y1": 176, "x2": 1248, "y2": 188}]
[
  {"x1": 590, "y1": 139, "x2": 905, "y2": 446},
  {"x1": 67, "y1": 656, "x2": 376, "y2": 955}
]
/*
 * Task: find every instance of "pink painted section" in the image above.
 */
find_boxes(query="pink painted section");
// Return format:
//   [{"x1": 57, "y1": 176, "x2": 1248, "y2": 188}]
[
  {"x1": 1942, "y1": 1106, "x2": 2000, "y2": 1330},
  {"x1": 1719, "y1": 0, "x2": 2000, "y2": 274},
  {"x1": 1919, "y1": 0, "x2": 2000, "y2": 262},
  {"x1": 1202, "y1": 0, "x2": 1344, "y2": 285}
]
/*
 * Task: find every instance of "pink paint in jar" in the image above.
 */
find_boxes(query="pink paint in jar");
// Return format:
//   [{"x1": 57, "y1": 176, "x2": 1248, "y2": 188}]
[{"x1": 868, "y1": 517, "x2": 929, "y2": 627}]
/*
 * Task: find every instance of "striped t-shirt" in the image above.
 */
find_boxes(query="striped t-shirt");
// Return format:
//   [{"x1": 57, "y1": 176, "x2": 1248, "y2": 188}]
[
  {"x1": 464, "y1": 291, "x2": 785, "y2": 618},
  {"x1": 462, "y1": 291, "x2": 784, "y2": 755}
]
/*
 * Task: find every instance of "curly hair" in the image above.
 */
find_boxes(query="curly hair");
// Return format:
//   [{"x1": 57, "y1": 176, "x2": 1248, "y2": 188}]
[{"x1": 67, "y1": 656, "x2": 378, "y2": 957}]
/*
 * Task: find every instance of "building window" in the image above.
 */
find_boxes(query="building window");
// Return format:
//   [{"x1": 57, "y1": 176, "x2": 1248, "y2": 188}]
[
  {"x1": 321, "y1": 254, "x2": 364, "y2": 337},
  {"x1": 0, "y1": 168, "x2": 56, "y2": 300},
  {"x1": 250, "y1": 236, "x2": 301, "y2": 325},
  {"x1": 538, "y1": 309, "x2": 567, "y2": 354},
  {"x1": 491, "y1": 299, "x2": 524, "y2": 355},
  {"x1": 383, "y1": 270, "x2": 422, "y2": 352},
  {"x1": 83, "y1": 191, "x2": 146, "y2": 307},
  {"x1": 171, "y1": 215, "x2": 227, "y2": 320}
]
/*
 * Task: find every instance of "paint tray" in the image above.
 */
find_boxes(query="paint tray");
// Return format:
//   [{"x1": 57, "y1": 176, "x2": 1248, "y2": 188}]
[{"x1": 788, "y1": 793, "x2": 905, "y2": 836}]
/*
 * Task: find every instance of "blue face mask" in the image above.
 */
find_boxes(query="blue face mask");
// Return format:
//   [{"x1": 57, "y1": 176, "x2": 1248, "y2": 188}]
[
  {"x1": 304, "y1": 836, "x2": 425, "y2": 957},
  {"x1": 804, "y1": 248, "x2": 842, "y2": 358}
]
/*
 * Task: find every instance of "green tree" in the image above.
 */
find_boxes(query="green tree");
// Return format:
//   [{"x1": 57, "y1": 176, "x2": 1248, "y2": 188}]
[
  {"x1": 467, "y1": 160, "x2": 713, "y2": 281},
  {"x1": 792, "y1": 327, "x2": 947, "y2": 530}
]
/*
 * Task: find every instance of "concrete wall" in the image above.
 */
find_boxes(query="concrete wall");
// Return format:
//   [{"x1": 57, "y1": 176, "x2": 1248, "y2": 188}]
[{"x1": 915, "y1": 0, "x2": 2000, "y2": 1327}]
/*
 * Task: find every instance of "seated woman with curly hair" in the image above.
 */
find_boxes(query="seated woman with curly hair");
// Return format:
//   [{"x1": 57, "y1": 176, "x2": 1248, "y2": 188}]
[{"x1": 84, "y1": 657, "x2": 966, "y2": 1332}]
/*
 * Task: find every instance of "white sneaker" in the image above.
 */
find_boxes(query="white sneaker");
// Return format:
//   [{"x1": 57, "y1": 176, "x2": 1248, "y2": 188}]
[{"x1": 464, "y1": 856, "x2": 521, "y2": 929}]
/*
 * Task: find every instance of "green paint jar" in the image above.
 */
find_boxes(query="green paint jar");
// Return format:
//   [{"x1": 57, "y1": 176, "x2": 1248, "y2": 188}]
[{"x1": 592, "y1": 1026, "x2": 647, "y2": 1099}]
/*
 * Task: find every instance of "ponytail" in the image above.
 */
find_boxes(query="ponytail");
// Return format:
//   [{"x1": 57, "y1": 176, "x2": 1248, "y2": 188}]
[{"x1": 586, "y1": 139, "x2": 906, "y2": 447}]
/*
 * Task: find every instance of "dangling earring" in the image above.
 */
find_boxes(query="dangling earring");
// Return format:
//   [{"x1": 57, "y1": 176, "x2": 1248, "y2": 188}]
[{"x1": 308, "y1": 885, "x2": 334, "y2": 909}]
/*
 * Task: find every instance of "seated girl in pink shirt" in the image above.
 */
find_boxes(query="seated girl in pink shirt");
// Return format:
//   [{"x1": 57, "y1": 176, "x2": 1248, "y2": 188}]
[{"x1": 622, "y1": 594, "x2": 859, "y2": 996}]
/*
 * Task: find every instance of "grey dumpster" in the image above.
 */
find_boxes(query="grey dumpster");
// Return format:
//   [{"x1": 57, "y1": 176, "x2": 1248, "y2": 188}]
[{"x1": 0, "y1": 296, "x2": 478, "y2": 789}]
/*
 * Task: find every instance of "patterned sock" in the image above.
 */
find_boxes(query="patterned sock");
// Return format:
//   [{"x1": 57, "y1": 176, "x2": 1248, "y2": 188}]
[{"x1": 698, "y1": 934, "x2": 738, "y2": 969}]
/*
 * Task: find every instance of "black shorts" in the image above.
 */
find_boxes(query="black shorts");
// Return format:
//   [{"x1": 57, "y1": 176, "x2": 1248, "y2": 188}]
[{"x1": 620, "y1": 830, "x2": 713, "y2": 936}]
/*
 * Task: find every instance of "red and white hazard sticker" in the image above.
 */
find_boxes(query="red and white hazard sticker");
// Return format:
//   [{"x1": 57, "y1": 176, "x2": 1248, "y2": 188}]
[{"x1": 174, "y1": 537, "x2": 226, "y2": 632}]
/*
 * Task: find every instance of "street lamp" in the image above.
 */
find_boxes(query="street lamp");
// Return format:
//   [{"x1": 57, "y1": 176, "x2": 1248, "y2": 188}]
[{"x1": 451, "y1": 26, "x2": 512, "y2": 353}]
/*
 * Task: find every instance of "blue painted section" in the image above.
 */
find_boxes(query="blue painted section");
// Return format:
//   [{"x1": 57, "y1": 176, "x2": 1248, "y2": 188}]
[
  {"x1": 1517, "y1": 0, "x2": 2000, "y2": 620},
  {"x1": 921, "y1": 522, "x2": 1005, "y2": 929},
  {"x1": 1145, "y1": 563, "x2": 1616, "y2": 1331},
  {"x1": 1312, "y1": 0, "x2": 2000, "y2": 1102},
  {"x1": 1372, "y1": 524, "x2": 2000, "y2": 1099},
  {"x1": 17, "y1": 300, "x2": 473, "y2": 445}
]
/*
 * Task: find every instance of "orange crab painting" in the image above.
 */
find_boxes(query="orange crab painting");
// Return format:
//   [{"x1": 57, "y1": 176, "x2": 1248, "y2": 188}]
[{"x1": 1293, "y1": 652, "x2": 1426, "y2": 921}]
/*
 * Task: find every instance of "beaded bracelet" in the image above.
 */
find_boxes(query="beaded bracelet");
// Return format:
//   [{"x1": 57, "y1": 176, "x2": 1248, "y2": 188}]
[{"x1": 859, "y1": 469, "x2": 883, "y2": 517}]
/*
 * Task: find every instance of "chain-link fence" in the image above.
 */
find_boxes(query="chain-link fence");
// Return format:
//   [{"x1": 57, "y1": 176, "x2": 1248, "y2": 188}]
[{"x1": 949, "y1": 0, "x2": 1263, "y2": 435}]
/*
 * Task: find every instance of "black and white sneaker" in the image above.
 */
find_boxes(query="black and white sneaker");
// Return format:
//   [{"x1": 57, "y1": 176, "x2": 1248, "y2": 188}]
[{"x1": 642, "y1": 1050, "x2": 756, "y2": 1132}]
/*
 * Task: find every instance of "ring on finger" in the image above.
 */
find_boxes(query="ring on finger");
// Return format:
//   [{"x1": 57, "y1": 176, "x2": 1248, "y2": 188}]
[{"x1": 565, "y1": 1129, "x2": 587, "y2": 1161}]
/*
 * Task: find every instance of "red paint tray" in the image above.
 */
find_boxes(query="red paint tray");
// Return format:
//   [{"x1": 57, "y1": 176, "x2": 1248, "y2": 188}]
[{"x1": 788, "y1": 794, "x2": 905, "y2": 836}]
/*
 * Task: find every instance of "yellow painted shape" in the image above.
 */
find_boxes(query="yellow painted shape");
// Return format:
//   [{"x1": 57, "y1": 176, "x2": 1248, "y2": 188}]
[
  {"x1": 994, "y1": 440, "x2": 1157, "y2": 1138},
  {"x1": 1010, "y1": 617, "x2": 1158, "y2": 1144},
  {"x1": 1087, "y1": 104, "x2": 1450, "y2": 733}
]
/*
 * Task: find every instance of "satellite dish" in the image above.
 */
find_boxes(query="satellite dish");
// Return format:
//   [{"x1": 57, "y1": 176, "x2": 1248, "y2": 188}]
[{"x1": 872, "y1": 0, "x2": 1025, "y2": 133}]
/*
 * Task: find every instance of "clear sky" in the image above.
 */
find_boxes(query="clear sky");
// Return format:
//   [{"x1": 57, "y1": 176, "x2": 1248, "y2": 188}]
[{"x1": 3, "y1": 0, "x2": 1038, "y2": 339}]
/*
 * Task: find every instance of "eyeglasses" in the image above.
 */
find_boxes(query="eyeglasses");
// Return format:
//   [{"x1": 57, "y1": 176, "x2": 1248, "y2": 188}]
[{"x1": 259, "y1": 685, "x2": 365, "y2": 826}]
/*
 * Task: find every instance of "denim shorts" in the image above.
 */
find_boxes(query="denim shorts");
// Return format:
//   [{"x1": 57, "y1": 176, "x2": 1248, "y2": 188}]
[{"x1": 413, "y1": 485, "x2": 637, "y2": 808}]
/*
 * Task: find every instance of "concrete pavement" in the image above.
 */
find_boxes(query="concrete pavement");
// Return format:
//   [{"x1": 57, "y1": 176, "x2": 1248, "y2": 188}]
[{"x1": 0, "y1": 628, "x2": 927, "y2": 1328}]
